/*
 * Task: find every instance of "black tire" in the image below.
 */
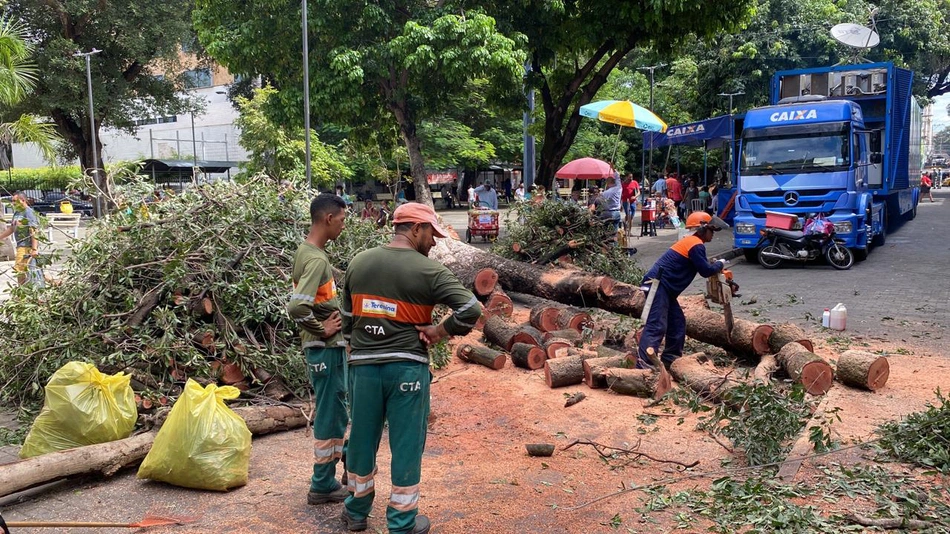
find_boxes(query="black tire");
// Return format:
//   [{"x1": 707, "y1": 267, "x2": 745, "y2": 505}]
[
  {"x1": 906, "y1": 201, "x2": 918, "y2": 221},
  {"x1": 826, "y1": 243, "x2": 854, "y2": 270},
  {"x1": 742, "y1": 248, "x2": 759, "y2": 263},
  {"x1": 853, "y1": 247, "x2": 869, "y2": 261},
  {"x1": 758, "y1": 245, "x2": 783, "y2": 269},
  {"x1": 465, "y1": 229, "x2": 472, "y2": 243},
  {"x1": 871, "y1": 210, "x2": 886, "y2": 247}
]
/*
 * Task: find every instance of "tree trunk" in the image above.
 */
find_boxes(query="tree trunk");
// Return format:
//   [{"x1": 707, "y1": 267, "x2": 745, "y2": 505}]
[
  {"x1": 530, "y1": 304, "x2": 562, "y2": 332},
  {"x1": 510, "y1": 342, "x2": 546, "y2": 370},
  {"x1": 511, "y1": 325, "x2": 544, "y2": 348},
  {"x1": 0, "y1": 405, "x2": 307, "y2": 499},
  {"x1": 684, "y1": 308, "x2": 774, "y2": 359},
  {"x1": 542, "y1": 338, "x2": 574, "y2": 359},
  {"x1": 583, "y1": 355, "x2": 626, "y2": 389},
  {"x1": 605, "y1": 368, "x2": 665, "y2": 398},
  {"x1": 837, "y1": 350, "x2": 889, "y2": 391},
  {"x1": 483, "y1": 316, "x2": 519, "y2": 351},
  {"x1": 387, "y1": 92, "x2": 433, "y2": 208},
  {"x1": 768, "y1": 323, "x2": 813, "y2": 353},
  {"x1": 51, "y1": 108, "x2": 107, "y2": 216},
  {"x1": 456, "y1": 344, "x2": 506, "y2": 370},
  {"x1": 430, "y1": 239, "x2": 615, "y2": 307},
  {"x1": 669, "y1": 353, "x2": 747, "y2": 404},
  {"x1": 544, "y1": 356, "x2": 586, "y2": 388},
  {"x1": 775, "y1": 342, "x2": 834, "y2": 395},
  {"x1": 542, "y1": 329, "x2": 582, "y2": 344},
  {"x1": 482, "y1": 288, "x2": 513, "y2": 319},
  {"x1": 511, "y1": 292, "x2": 591, "y2": 332}
]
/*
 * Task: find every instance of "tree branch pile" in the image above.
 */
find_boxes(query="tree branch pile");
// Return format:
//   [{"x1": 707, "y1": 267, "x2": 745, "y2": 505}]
[{"x1": 0, "y1": 176, "x2": 389, "y2": 410}]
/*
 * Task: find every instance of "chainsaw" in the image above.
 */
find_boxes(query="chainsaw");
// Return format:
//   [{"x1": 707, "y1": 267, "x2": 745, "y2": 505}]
[{"x1": 705, "y1": 269, "x2": 740, "y2": 341}]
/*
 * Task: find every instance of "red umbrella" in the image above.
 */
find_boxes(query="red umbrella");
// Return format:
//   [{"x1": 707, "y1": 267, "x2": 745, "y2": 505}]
[{"x1": 554, "y1": 157, "x2": 614, "y2": 180}]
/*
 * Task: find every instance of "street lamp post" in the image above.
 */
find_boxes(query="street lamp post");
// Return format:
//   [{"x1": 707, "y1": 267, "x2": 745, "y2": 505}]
[
  {"x1": 74, "y1": 49, "x2": 102, "y2": 216},
  {"x1": 301, "y1": 0, "x2": 312, "y2": 189},
  {"x1": 191, "y1": 108, "x2": 199, "y2": 181},
  {"x1": 718, "y1": 91, "x2": 744, "y2": 114},
  {"x1": 638, "y1": 64, "x2": 666, "y2": 179}
]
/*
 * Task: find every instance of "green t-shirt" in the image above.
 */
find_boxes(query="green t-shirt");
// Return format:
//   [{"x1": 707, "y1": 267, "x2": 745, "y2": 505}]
[{"x1": 288, "y1": 242, "x2": 345, "y2": 349}]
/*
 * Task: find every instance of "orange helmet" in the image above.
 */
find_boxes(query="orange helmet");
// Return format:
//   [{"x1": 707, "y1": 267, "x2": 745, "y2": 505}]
[{"x1": 685, "y1": 211, "x2": 730, "y2": 231}]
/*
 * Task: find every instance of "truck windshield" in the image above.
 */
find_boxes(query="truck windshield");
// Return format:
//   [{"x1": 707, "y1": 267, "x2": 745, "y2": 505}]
[{"x1": 741, "y1": 124, "x2": 850, "y2": 174}]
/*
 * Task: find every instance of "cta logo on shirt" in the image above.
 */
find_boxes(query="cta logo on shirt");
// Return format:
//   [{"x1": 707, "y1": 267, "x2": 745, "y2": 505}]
[{"x1": 362, "y1": 298, "x2": 398, "y2": 318}]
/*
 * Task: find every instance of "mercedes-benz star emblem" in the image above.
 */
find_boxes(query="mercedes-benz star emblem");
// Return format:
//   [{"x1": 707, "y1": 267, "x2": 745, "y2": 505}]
[{"x1": 784, "y1": 191, "x2": 799, "y2": 206}]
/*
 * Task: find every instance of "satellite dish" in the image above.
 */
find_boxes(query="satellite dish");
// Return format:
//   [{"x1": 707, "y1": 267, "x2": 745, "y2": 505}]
[{"x1": 831, "y1": 23, "x2": 880, "y2": 48}]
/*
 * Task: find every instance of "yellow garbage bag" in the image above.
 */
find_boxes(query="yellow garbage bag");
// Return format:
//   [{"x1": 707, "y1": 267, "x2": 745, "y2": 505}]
[
  {"x1": 137, "y1": 379, "x2": 251, "y2": 491},
  {"x1": 19, "y1": 362, "x2": 137, "y2": 458}
]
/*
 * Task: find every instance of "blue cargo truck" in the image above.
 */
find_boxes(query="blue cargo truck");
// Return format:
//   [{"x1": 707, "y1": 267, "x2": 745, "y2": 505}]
[{"x1": 732, "y1": 62, "x2": 922, "y2": 261}]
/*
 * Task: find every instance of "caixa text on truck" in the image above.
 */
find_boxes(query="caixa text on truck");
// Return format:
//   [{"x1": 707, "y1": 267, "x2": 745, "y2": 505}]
[{"x1": 733, "y1": 62, "x2": 923, "y2": 262}]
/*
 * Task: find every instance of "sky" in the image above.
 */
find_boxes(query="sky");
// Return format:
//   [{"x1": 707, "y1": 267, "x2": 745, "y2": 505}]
[{"x1": 933, "y1": 93, "x2": 950, "y2": 134}]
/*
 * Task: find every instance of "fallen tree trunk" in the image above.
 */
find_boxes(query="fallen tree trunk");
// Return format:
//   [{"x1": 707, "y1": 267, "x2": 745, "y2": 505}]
[
  {"x1": 483, "y1": 316, "x2": 519, "y2": 351},
  {"x1": 583, "y1": 355, "x2": 626, "y2": 389},
  {"x1": 837, "y1": 350, "x2": 889, "y2": 391},
  {"x1": 481, "y1": 288, "x2": 513, "y2": 319},
  {"x1": 669, "y1": 354, "x2": 747, "y2": 404},
  {"x1": 775, "y1": 342, "x2": 834, "y2": 396},
  {"x1": 542, "y1": 329, "x2": 582, "y2": 344},
  {"x1": 457, "y1": 344, "x2": 507, "y2": 370},
  {"x1": 767, "y1": 323, "x2": 813, "y2": 353},
  {"x1": 509, "y1": 292, "x2": 591, "y2": 332},
  {"x1": 684, "y1": 308, "x2": 774, "y2": 359},
  {"x1": 431, "y1": 238, "x2": 616, "y2": 307},
  {"x1": 0, "y1": 405, "x2": 307, "y2": 499},
  {"x1": 530, "y1": 304, "x2": 563, "y2": 332},
  {"x1": 510, "y1": 343, "x2": 546, "y2": 370}
]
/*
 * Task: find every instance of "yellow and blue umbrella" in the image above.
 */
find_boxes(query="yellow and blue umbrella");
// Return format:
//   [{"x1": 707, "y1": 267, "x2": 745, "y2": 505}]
[{"x1": 579, "y1": 100, "x2": 668, "y2": 132}]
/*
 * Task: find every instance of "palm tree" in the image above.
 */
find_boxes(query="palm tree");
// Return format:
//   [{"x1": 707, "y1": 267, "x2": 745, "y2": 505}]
[{"x1": 0, "y1": 17, "x2": 59, "y2": 168}]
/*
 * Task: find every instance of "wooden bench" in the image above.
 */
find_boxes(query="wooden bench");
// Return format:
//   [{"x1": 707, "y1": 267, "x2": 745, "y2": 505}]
[{"x1": 46, "y1": 213, "x2": 82, "y2": 240}]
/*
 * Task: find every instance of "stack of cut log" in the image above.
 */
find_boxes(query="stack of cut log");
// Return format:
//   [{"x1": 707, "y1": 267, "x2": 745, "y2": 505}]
[{"x1": 436, "y1": 237, "x2": 892, "y2": 403}]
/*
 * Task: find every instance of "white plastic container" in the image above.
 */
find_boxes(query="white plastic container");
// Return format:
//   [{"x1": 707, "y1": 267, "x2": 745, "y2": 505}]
[
  {"x1": 821, "y1": 308, "x2": 830, "y2": 328},
  {"x1": 829, "y1": 303, "x2": 847, "y2": 331}
]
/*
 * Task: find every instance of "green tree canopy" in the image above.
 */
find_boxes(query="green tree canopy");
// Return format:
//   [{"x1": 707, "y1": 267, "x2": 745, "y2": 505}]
[
  {"x1": 195, "y1": 1, "x2": 526, "y2": 207},
  {"x1": 6, "y1": 0, "x2": 196, "y2": 201}
]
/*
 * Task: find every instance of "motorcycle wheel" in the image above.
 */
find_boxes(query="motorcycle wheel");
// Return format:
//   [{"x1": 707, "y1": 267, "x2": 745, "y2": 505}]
[
  {"x1": 826, "y1": 243, "x2": 854, "y2": 270},
  {"x1": 758, "y1": 245, "x2": 783, "y2": 269}
]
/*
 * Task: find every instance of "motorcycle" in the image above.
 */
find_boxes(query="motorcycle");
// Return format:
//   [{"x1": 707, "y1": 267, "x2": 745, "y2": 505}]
[{"x1": 754, "y1": 215, "x2": 854, "y2": 270}]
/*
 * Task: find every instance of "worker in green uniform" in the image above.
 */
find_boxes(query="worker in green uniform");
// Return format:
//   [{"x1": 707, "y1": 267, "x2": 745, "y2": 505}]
[
  {"x1": 287, "y1": 193, "x2": 349, "y2": 505},
  {"x1": 340, "y1": 202, "x2": 482, "y2": 534}
]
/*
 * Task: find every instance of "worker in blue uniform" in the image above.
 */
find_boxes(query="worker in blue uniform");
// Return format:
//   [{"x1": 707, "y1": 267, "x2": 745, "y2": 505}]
[{"x1": 636, "y1": 211, "x2": 730, "y2": 369}]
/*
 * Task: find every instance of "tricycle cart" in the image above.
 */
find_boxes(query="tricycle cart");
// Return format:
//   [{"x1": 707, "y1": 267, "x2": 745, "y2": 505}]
[{"x1": 466, "y1": 202, "x2": 499, "y2": 243}]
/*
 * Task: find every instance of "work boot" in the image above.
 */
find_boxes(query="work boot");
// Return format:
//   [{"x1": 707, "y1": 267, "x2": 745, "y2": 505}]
[
  {"x1": 340, "y1": 508, "x2": 368, "y2": 532},
  {"x1": 307, "y1": 483, "x2": 348, "y2": 505},
  {"x1": 409, "y1": 515, "x2": 431, "y2": 534}
]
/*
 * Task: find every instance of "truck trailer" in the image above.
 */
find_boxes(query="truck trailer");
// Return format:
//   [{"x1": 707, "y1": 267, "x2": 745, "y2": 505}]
[{"x1": 732, "y1": 62, "x2": 922, "y2": 261}]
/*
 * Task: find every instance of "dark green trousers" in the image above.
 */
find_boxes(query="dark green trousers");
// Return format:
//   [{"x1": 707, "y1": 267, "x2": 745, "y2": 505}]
[
  {"x1": 344, "y1": 361, "x2": 430, "y2": 534},
  {"x1": 305, "y1": 346, "x2": 348, "y2": 493}
]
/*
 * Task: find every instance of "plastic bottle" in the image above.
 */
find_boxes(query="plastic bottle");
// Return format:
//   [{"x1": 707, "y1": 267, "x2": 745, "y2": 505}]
[
  {"x1": 829, "y1": 303, "x2": 847, "y2": 331},
  {"x1": 821, "y1": 308, "x2": 830, "y2": 328}
]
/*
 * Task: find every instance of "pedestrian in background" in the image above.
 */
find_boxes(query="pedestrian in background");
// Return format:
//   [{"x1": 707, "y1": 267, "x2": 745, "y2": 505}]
[
  {"x1": 921, "y1": 173, "x2": 934, "y2": 202},
  {"x1": 0, "y1": 192, "x2": 42, "y2": 286},
  {"x1": 340, "y1": 202, "x2": 482, "y2": 534},
  {"x1": 621, "y1": 173, "x2": 640, "y2": 235},
  {"x1": 287, "y1": 193, "x2": 349, "y2": 506}
]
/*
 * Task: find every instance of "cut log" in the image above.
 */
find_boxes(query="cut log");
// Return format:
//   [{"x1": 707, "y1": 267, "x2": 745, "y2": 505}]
[
  {"x1": 191, "y1": 330, "x2": 215, "y2": 351},
  {"x1": 472, "y1": 268, "x2": 499, "y2": 297},
  {"x1": 508, "y1": 292, "x2": 590, "y2": 331},
  {"x1": 586, "y1": 309, "x2": 640, "y2": 345},
  {"x1": 482, "y1": 288, "x2": 513, "y2": 318},
  {"x1": 544, "y1": 356, "x2": 586, "y2": 388},
  {"x1": 525, "y1": 444, "x2": 555, "y2": 457},
  {"x1": 510, "y1": 343, "x2": 546, "y2": 370},
  {"x1": 543, "y1": 338, "x2": 573, "y2": 359},
  {"x1": 775, "y1": 342, "x2": 834, "y2": 395},
  {"x1": 511, "y1": 325, "x2": 544, "y2": 348},
  {"x1": 456, "y1": 344, "x2": 506, "y2": 370},
  {"x1": 552, "y1": 347, "x2": 599, "y2": 360},
  {"x1": 594, "y1": 345, "x2": 632, "y2": 360},
  {"x1": 529, "y1": 304, "x2": 563, "y2": 332},
  {"x1": 127, "y1": 285, "x2": 165, "y2": 327},
  {"x1": 604, "y1": 368, "x2": 665, "y2": 398},
  {"x1": 583, "y1": 355, "x2": 627, "y2": 388},
  {"x1": 837, "y1": 350, "x2": 889, "y2": 391},
  {"x1": 753, "y1": 354, "x2": 779, "y2": 385},
  {"x1": 431, "y1": 239, "x2": 616, "y2": 306},
  {"x1": 541, "y1": 329, "x2": 583, "y2": 344},
  {"x1": 767, "y1": 323, "x2": 814, "y2": 353},
  {"x1": 0, "y1": 405, "x2": 307, "y2": 499},
  {"x1": 684, "y1": 308, "x2": 774, "y2": 358},
  {"x1": 669, "y1": 353, "x2": 747, "y2": 404},
  {"x1": 483, "y1": 316, "x2": 519, "y2": 351}
]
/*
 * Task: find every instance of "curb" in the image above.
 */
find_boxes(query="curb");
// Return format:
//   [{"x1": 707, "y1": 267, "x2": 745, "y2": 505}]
[{"x1": 711, "y1": 247, "x2": 744, "y2": 263}]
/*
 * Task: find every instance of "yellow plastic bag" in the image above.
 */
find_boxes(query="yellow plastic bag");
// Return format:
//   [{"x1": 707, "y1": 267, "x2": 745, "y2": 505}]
[
  {"x1": 19, "y1": 362, "x2": 137, "y2": 458},
  {"x1": 137, "y1": 379, "x2": 251, "y2": 491}
]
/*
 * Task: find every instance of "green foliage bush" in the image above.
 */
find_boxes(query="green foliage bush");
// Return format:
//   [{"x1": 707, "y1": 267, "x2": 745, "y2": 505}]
[
  {"x1": 877, "y1": 389, "x2": 950, "y2": 473},
  {"x1": 0, "y1": 166, "x2": 83, "y2": 192}
]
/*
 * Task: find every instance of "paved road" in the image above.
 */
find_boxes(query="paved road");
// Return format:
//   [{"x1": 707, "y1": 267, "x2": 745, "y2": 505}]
[{"x1": 689, "y1": 188, "x2": 949, "y2": 353}]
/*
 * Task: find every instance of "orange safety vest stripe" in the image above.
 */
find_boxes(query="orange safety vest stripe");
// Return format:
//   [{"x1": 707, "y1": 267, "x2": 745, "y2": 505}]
[
  {"x1": 313, "y1": 279, "x2": 337, "y2": 304},
  {"x1": 670, "y1": 235, "x2": 702, "y2": 258},
  {"x1": 351, "y1": 294, "x2": 435, "y2": 324}
]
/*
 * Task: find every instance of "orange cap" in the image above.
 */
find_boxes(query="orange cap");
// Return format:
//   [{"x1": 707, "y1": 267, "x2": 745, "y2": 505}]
[{"x1": 392, "y1": 202, "x2": 447, "y2": 237}]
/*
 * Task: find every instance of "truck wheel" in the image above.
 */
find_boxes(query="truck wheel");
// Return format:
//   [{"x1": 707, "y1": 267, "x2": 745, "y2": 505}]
[
  {"x1": 905, "y1": 202, "x2": 917, "y2": 221},
  {"x1": 826, "y1": 243, "x2": 854, "y2": 270},
  {"x1": 871, "y1": 211, "x2": 886, "y2": 247},
  {"x1": 742, "y1": 248, "x2": 759, "y2": 263},
  {"x1": 758, "y1": 245, "x2": 782, "y2": 269},
  {"x1": 852, "y1": 247, "x2": 868, "y2": 261}
]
